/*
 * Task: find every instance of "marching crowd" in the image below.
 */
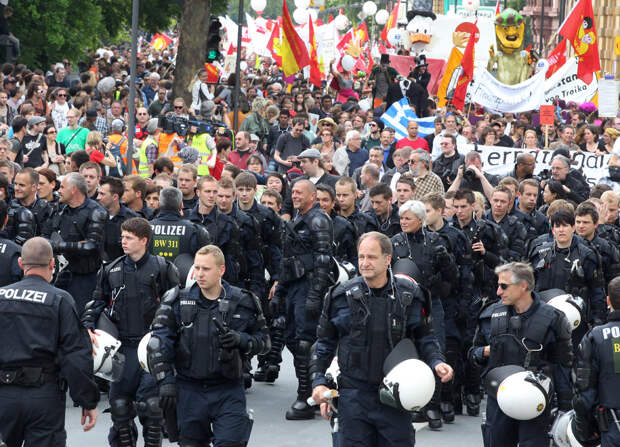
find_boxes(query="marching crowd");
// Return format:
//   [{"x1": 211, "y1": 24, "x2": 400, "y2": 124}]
[{"x1": 0, "y1": 36, "x2": 618, "y2": 447}]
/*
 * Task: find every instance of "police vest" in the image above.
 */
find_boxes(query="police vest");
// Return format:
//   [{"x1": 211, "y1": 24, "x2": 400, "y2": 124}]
[
  {"x1": 105, "y1": 255, "x2": 168, "y2": 339},
  {"x1": 485, "y1": 301, "x2": 556, "y2": 372},
  {"x1": 0, "y1": 238, "x2": 20, "y2": 287},
  {"x1": 150, "y1": 219, "x2": 200, "y2": 261},
  {"x1": 336, "y1": 276, "x2": 413, "y2": 385},
  {"x1": 175, "y1": 285, "x2": 253, "y2": 381},
  {"x1": 138, "y1": 136, "x2": 157, "y2": 178},
  {"x1": 533, "y1": 240, "x2": 590, "y2": 300}
]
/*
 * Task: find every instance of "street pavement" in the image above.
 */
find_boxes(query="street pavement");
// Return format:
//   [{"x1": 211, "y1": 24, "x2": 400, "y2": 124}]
[{"x1": 66, "y1": 350, "x2": 485, "y2": 446}]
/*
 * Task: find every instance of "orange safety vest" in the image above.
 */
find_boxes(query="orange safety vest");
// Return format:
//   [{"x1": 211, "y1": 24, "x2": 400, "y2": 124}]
[
  {"x1": 158, "y1": 132, "x2": 183, "y2": 168},
  {"x1": 109, "y1": 133, "x2": 138, "y2": 175}
]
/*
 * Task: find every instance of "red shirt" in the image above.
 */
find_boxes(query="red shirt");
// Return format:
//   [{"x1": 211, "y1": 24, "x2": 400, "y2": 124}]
[
  {"x1": 396, "y1": 136, "x2": 429, "y2": 152},
  {"x1": 212, "y1": 158, "x2": 225, "y2": 180}
]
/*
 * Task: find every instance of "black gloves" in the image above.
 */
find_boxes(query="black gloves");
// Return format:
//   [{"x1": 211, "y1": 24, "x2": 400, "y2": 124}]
[
  {"x1": 219, "y1": 329, "x2": 242, "y2": 349},
  {"x1": 158, "y1": 383, "x2": 177, "y2": 413}
]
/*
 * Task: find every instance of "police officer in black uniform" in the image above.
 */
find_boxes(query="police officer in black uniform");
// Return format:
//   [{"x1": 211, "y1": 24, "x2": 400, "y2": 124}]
[
  {"x1": 0, "y1": 199, "x2": 22, "y2": 287},
  {"x1": 572, "y1": 276, "x2": 620, "y2": 446},
  {"x1": 97, "y1": 176, "x2": 139, "y2": 262},
  {"x1": 422, "y1": 193, "x2": 474, "y2": 420},
  {"x1": 529, "y1": 209, "x2": 606, "y2": 348},
  {"x1": 148, "y1": 245, "x2": 270, "y2": 447},
  {"x1": 451, "y1": 188, "x2": 509, "y2": 415},
  {"x1": 48, "y1": 172, "x2": 108, "y2": 314},
  {"x1": 317, "y1": 184, "x2": 356, "y2": 266},
  {"x1": 470, "y1": 262, "x2": 573, "y2": 447},
  {"x1": 513, "y1": 179, "x2": 549, "y2": 250},
  {"x1": 189, "y1": 176, "x2": 243, "y2": 288},
  {"x1": 483, "y1": 186, "x2": 527, "y2": 261},
  {"x1": 575, "y1": 202, "x2": 620, "y2": 290},
  {"x1": 149, "y1": 186, "x2": 210, "y2": 262},
  {"x1": 235, "y1": 172, "x2": 284, "y2": 383},
  {"x1": 369, "y1": 183, "x2": 401, "y2": 238},
  {"x1": 0, "y1": 237, "x2": 99, "y2": 445},
  {"x1": 335, "y1": 176, "x2": 378, "y2": 241},
  {"x1": 272, "y1": 179, "x2": 333, "y2": 420},
  {"x1": 8, "y1": 168, "x2": 53, "y2": 242},
  {"x1": 311, "y1": 231, "x2": 453, "y2": 446},
  {"x1": 391, "y1": 199, "x2": 458, "y2": 429},
  {"x1": 82, "y1": 217, "x2": 179, "y2": 447}
]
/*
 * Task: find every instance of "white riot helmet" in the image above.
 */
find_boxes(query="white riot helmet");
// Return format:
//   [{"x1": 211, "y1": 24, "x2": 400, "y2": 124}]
[
  {"x1": 138, "y1": 332, "x2": 152, "y2": 373},
  {"x1": 93, "y1": 330, "x2": 124, "y2": 382},
  {"x1": 380, "y1": 359, "x2": 435, "y2": 411},
  {"x1": 551, "y1": 410, "x2": 587, "y2": 447},
  {"x1": 565, "y1": 413, "x2": 598, "y2": 447},
  {"x1": 335, "y1": 259, "x2": 356, "y2": 284},
  {"x1": 496, "y1": 371, "x2": 551, "y2": 420},
  {"x1": 547, "y1": 294, "x2": 585, "y2": 331}
]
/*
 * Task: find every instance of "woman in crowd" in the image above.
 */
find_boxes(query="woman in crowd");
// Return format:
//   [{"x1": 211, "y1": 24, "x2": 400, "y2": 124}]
[
  {"x1": 43, "y1": 124, "x2": 66, "y2": 175},
  {"x1": 37, "y1": 168, "x2": 60, "y2": 208},
  {"x1": 578, "y1": 125, "x2": 605, "y2": 154}
]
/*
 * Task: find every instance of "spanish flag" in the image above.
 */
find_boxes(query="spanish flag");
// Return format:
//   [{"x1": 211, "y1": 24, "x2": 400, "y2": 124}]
[
  {"x1": 381, "y1": 3, "x2": 399, "y2": 48},
  {"x1": 151, "y1": 33, "x2": 172, "y2": 51},
  {"x1": 281, "y1": 0, "x2": 310, "y2": 76},
  {"x1": 309, "y1": 15, "x2": 321, "y2": 88}
]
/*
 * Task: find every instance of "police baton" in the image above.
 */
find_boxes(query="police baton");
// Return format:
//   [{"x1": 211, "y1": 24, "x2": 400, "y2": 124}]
[{"x1": 164, "y1": 407, "x2": 179, "y2": 442}]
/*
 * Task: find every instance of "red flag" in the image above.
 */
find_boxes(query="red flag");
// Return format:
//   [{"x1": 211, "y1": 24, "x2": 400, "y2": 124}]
[
  {"x1": 452, "y1": 22, "x2": 476, "y2": 111},
  {"x1": 204, "y1": 63, "x2": 220, "y2": 83},
  {"x1": 545, "y1": 38, "x2": 567, "y2": 79},
  {"x1": 267, "y1": 22, "x2": 282, "y2": 66},
  {"x1": 558, "y1": 0, "x2": 600, "y2": 83},
  {"x1": 337, "y1": 30, "x2": 354, "y2": 52},
  {"x1": 151, "y1": 33, "x2": 173, "y2": 50},
  {"x1": 328, "y1": 14, "x2": 334, "y2": 23},
  {"x1": 308, "y1": 16, "x2": 322, "y2": 88},
  {"x1": 355, "y1": 22, "x2": 369, "y2": 45},
  {"x1": 381, "y1": 3, "x2": 399, "y2": 48},
  {"x1": 495, "y1": 0, "x2": 501, "y2": 15},
  {"x1": 280, "y1": 0, "x2": 311, "y2": 76},
  {"x1": 367, "y1": 46, "x2": 374, "y2": 72}
]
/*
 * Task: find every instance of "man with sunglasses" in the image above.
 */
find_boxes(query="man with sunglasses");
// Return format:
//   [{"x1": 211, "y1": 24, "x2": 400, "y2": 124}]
[
  {"x1": 362, "y1": 119, "x2": 383, "y2": 151},
  {"x1": 470, "y1": 262, "x2": 573, "y2": 447}
]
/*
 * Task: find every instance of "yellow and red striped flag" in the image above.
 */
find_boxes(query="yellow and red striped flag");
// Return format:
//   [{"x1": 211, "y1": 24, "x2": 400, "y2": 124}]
[{"x1": 281, "y1": 0, "x2": 310, "y2": 76}]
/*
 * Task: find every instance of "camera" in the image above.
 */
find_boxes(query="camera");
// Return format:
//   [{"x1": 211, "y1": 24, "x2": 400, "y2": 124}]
[
  {"x1": 464, "y1": 168, "x2": 477, "y2": 184},
  {"x1": 538, "y1": 168, "x2": 551, "y2": 182},
  {"x1": 158, "y1": 114, "x2": 224, "y2": 137}
]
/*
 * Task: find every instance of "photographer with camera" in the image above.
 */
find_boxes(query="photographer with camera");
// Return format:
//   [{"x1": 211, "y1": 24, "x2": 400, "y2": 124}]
[
  {"x1": 433, "y1": 135, "x2": 464, "y2": 190},
  {"x1": 448, "y1": 151, "x2": 499, "y2": 202}
]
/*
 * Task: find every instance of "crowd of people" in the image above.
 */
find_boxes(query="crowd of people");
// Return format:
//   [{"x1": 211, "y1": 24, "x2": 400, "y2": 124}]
[{"x1": 0, "y1": 31, "x2": 618, "y2": 447}]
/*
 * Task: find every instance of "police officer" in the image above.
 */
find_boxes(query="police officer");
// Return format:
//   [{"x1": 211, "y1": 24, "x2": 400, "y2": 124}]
[
  {"x1": 369, "y1": 183, "x2": 401, "y2": 238},
  {"x1": 97, "y1": 176, "x2": 139, "y2": 262},
  {"x1": 483, "y1": 186, "x2": 527, "y2": 261},
  {"x1": 0, "y1": 199, "x2": 22, "y2": 287},
  {"x1": 451, "y1": 188, "x2": 509, "y2": 415},
  {"x1": 8, "y1": 168, "x2": 53, "y2": 242},
  {"x1": 575, "y1": 202, "x2": 620, "y2": 290},
  {"x1": 311, "y1": 231, "x2": 453, "y2": 446},
  {"x1": 335, "y1": 176, "x2": 378, "y2": 240},
  {"x1": 470, "y1": 262, "x2": 573, "y2": 447},
  {"x1": 513, "y1": 179, "x2": 548, "y2": 247},
  {"x1": 234, "y1": 172, "x2": 284, "y2": 383},
  {"x1": 188, "y1": 176, "x2": 243, "y2": 288},
  {"x1": 317, "y1": 184, "x2": 357, "y2": 266},
  {"x1": 0, "y1": 237, "x2": 99, "y2": 445},
  {"x1": 272, "y1": 179, "x2": 333, "y2": 420},
  {"x1": 82, "y1": 217, "x2": 179, "y2": 447},
  {"x1": 148, "y1": 245, "x2": 270, "y2": 447},
  {"x1": 529, "y1": 209, "x2": 606, "y2": 348},
  {"x1": 422, "y1": 193, "x2": 474, "y2": 420},
  {"x1": 49, "y1": 172, "x2": 108, "y2": 314},
  {"x1": 149, "y1": 186, "x2": 210, "y2": 262},
  {"x1": 391, "y1": 200, "x2": 458, "y2": 429},
  {"x1": 572, "y1": 276, "x2": 620, "y2": 446}
]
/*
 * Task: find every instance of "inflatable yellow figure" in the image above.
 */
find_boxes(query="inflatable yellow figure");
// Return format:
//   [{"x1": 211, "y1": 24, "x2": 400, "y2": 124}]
[{"x1": 486, "y1": 9, "x2": 532, "y2": 85}]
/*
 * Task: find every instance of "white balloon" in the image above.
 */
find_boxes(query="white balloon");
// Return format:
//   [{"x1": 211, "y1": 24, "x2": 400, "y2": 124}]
[
  {"x1": 309, "y1": 8, "x2": 318, "y2": 21},
  {"x1": 295, "y1": 0, "x2": 311, "y2": 9},
  {"x1": 363, "y1": 1, "x2": 378, "y2": 16},
  {"x1": 387, "y1": 28, "x2": 404, "y2": 46},
  {"x1": 293, "y1": 8, "x2": 309, "y2": 24},
  {"x1": 463, "y1": 0, "x2": 480, "y2": 11},
  {"x1": 250, "y1": 0, "x2": 266, "y2": 12},
  {"x1": 334, "y1": 14, "x2": 349, "y2": 31},
  {"x1": 358, "y1": 98, "x2": 371, "y2": 111},
  {"x1": 341, "y1": 54, "x2": 356, "y2": 72},
  {"x1": 240, "y1": 61, "x2": 248, "y2": 71},
  {"x1": 375, "y1": 9, "x2": 389, "y2": 25}
]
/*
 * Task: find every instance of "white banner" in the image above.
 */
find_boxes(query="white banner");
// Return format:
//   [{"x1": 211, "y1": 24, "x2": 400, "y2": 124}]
[
  {"x1": 543, "y1": 58, "x2": 598, "y2": 105},
  {"x1": 460, "y1": 144, "x2": 613, "y2": 187},
  {"x1": 597, "y1": 78, "x2": 619, "y2": 118},
  {"x1": 467, "y1": 64, "x2": 549, "y2": 113}
]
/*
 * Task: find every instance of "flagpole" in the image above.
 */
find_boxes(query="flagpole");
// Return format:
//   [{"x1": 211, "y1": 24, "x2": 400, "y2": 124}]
[
  {"x1": 539, "y1": 0, "x2": 545, "y2": 54},
  {"x1": 126, "y1": 0, "x2": 139, "y2": 175},
  {"x1": 233, "y1": 0, "x2": 244, "y2": 133}
]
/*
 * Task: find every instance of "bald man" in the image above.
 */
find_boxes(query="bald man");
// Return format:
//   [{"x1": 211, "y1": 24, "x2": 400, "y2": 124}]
[
  {"x1": 0, "y1": 237, "x2": 99, "y2": 445},
  {"x1": 272, "y1": 179, "x2": 334, "y2": 419}
]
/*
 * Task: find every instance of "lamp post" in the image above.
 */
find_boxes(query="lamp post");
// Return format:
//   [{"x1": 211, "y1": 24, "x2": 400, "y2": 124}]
[{"x1": 126, "y1": 0, "x2": 139, "y2": 175}]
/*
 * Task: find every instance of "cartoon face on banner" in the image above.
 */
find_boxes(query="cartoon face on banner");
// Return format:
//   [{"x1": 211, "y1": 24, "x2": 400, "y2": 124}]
[
  {"x1": 406, "y1": 10, "x2": 437, "y2": 53},
  {"x1": 494, "y1": 8, "x2": 525, "y2": 54}
]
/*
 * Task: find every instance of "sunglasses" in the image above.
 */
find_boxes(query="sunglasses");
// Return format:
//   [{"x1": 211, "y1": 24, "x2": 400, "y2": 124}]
[
  {"x1": 46, "y1": 130, "x2": 57, "y2": 134},
  {"x1": 57, "y1": 94, "x2": 66, "y2": 97},
  {"x1": 174, "y1": 106, "x2": 184, "y2": 110},
  {"x1": 498, "y1": 283, "x2": 514, "y2": 290},
  {"x1": 408, "y1": 160, "x2": 418, "y2": 164}
]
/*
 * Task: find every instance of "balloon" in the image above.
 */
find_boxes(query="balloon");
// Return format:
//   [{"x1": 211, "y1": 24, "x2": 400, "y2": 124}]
[
  {"x1": 334, "y1": 14, "x2": 348, "y2": 31},
  {"x1": 375, "y1": 9, "x2": 389, "y2": 25},
  {"x1": 293, "y1": 8, "x2": 309, "y2": 24},
  {"x1": 309, "y1": 8, "x2": 318, "y2": 22},
  {"x1": 341, "y1": 54, "x2": 356, "y2": 72},
  {"x1": 240, "y1": 61, "x2": 248, "y2": 71},
  {"x1": 358, "y1": 98, "x2": 371, "y2": 112},
  {"x1": 463, "y1": 0, "x2": 480, "y2": 11},
  {"x1": 295, "y1": 0, "x2": 311, "y2": 9},
  {"x1": 387, "y1": 28, "x2": 405, "y2": 46},
  {"x1": 97, "y1": 76, "x2": 116, "y2": 94},
  {"x1": 250, "y1": 0, "x2": 266, "y2": 12},
  {"x1": 363, "y1": 1, "x2": 377, "y2": 16}
]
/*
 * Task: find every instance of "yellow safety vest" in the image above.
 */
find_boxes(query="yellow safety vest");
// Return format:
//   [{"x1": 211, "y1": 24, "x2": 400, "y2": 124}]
[
  {"x1": 138, "y1": 136, "x2": 157, "y2": 178},
  {"x1": 191, "y1": 133, "x2": 212, "y2": 176}
]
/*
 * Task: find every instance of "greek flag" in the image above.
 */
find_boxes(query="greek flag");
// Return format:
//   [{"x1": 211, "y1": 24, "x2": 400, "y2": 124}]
[{"x1": 380, "y1": 98, "x2": 436, "y2": 140}]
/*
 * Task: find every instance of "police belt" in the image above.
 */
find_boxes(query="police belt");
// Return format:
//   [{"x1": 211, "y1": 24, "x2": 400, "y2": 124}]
[{"x1": 0, "y1": 367, "x2": 58, "y2": 387}]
